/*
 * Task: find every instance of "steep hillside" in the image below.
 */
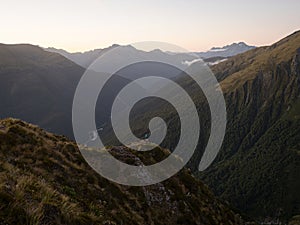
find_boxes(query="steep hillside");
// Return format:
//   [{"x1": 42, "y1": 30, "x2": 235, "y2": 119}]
[
  {"x1": 0, "y1": 118, "x2": 245, "y2": 225},
  {"x1": 0, "y1": 44, "x2": 84, "y2": 137},
  {"x1": 198, "y1": 30, "x2": 300, "y2": 221},
  {"x1": 0, "y1": 44, "x2": 139, "y2": 139},
  {"x1": 121, "y1": 31, "x2": 300, "y2": 222}
]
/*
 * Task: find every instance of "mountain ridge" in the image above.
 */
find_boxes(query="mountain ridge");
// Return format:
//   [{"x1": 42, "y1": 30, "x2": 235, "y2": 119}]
[
  {"x1": 45, "y1": 41, "x2": 255, "y2": 69},
  {"x1": 0, "y1": 118, "x2": 246, "y2": 225}
]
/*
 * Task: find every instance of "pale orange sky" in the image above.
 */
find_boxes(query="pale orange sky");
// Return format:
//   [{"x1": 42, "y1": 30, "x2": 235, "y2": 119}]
[{"x1": 0, "y1": 0, "x2": 299, "y2": 52}]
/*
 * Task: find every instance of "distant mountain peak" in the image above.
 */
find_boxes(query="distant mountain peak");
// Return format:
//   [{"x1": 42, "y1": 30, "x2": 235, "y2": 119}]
[
  {"x1": 111, "y1": 43, "x2": 120, "y2": 48},
  {"x1": 237, "y1": 41, "x2": 247, "y2": 45},
  {"x1": 202, "y1": 42, "x2": 255, "y2": 58}
]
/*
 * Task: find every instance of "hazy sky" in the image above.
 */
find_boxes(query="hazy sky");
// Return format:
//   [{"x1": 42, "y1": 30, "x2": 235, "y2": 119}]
[{"x1": 1, "y1": 0, "x2": 299, "y2": 52}]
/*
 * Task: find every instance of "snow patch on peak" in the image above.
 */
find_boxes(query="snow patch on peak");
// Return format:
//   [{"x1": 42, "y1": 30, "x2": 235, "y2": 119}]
[{"x1": 209, "y1": 48, "x2": 227, "y2": 52}]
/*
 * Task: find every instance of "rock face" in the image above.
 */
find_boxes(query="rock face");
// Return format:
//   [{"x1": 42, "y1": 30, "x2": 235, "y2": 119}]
[{"x1": 0, "y1": 118, "x2": 244, "y2": 225}]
